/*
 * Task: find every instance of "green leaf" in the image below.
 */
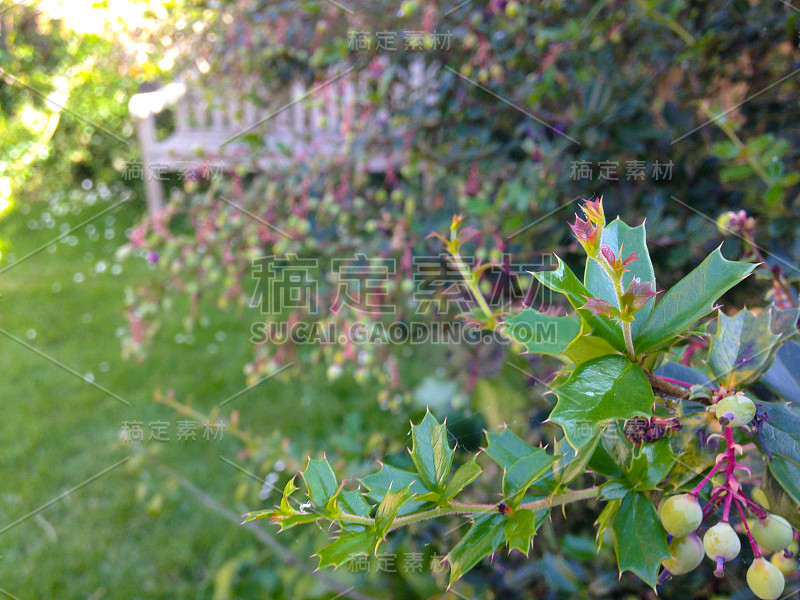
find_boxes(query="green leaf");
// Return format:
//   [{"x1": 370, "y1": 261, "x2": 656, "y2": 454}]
[
  {"x1": 707, "y1": 307, "x2": 800, "y2": 388},
  {"x1": 563, "y1": 333, "x2": 621, "y2": 365},
  {"x1": 611, "y1": 492, "x2": 670, "y2": 588},
  {"x1": 763, "y1": 339, "x2": 800, "y2": 403},
  {"x1": 634, "y1": 247, "x2": 756, "y2": 352},
  {"x1": 445, "y1": 514, "x2": 506, "y2": 586},
  {"x1": 763, "y1": 459, "x2": 800, "y2": 530},
  {"x1": 780, "y1": 172, "x2": 800, "y2": 187},
  {"x1": 442, "y1": 456, "x2": 482, "y2": 502},
  {"x1": 272, "y1": 511, "x2": 326, "y2": 531},
  {"x1": 242, "y1": 478, "x2": 326, "y2": 530},
  {"x1": 754, "y1": 402, "x2": 800, "y2": 468},
  {"x1": 550, "y1": 355, "x2": 655, "y2": 450},
  {"x1": 503, "y1": 450, "x2": 558, "y2": 508},
  {"x1": 316, "y1": 531, "x2": 375, "y2": 570},
  {"x1": 554, "y1": 430, "x2": 603, "y2": 486},
  {"x1": 535, "y1": 257, "x2": 626, "y2": 352},
  {"x1": 596, "y1": 499, "x2": 620, "y2": 550},
  {"x1": 600, "y1": 480, "x2": 630, "y2": 500},
  {"x1": 361, "y1": 463, "x2": 431, "y2": 516},
  {"x1": 720, "y1": 164, "x2": 753, "y2": 181},
  {"x1": 484, "y1": 429, "x2": 538, "y2": 469},
  {"x1": 302, "y1": 458, "x2": 338, "y2": 508},
  {"x1": 279, "y1": 476, "x2": 299, "y2": 514},
  {"x1": 625, "y1": 439, "x2": 678, "y2": 490},
  {"x1": 362, "y1": 463, "x2": 430, "y2": 501},
  {"x1": 711, "y1": 140, "x2": 741, "y2": 159},
  {"x1": 588, "y1": 425, "x2": 630, "y2": 479},
  {"x1": 765, "y1": 185, "x2": 784, "y2": 206},
  {"x1": 584, "y1": 219, "x2": 656, "y2": 336},
  {"x1": 504, "y1": 308, "x2": 581, "y2": 355},
  {"x1": 338, "y1": 490, "x2": 372, "y2": 517},
  {"x1": 505, "y1": 509, "x2": 537, "y2": 556},
  {"x1": 241, "y1": 509, "x2": 274, "y2": 524},
  {"x1": 410, "y1": 412, "x2": 454, "y2": 493},
  {"x1": 375, "y1": 485, "x2": 414, "y2": 540}
]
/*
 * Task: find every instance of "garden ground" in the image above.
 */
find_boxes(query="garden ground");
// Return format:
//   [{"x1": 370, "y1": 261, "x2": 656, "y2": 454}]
[{"x1": 0, "y1": 197, "x2": 416, "y2": 598}]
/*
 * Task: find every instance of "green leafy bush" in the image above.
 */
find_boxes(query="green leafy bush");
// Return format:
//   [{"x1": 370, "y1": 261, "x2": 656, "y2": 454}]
[
  {"x1": 124, "y1": 0, "x2": 800, "y2": 401},
  {"x1": 245, "y1": 200, "x2": 799, "y2": 597}
]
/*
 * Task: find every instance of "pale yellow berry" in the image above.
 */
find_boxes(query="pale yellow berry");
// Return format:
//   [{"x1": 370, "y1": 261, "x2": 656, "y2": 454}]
[
  {"x1": 747, "y1": 557, "x2": 785, "y2": 600},
  {"x1": 662, "y1": 533, "x2": 704, "y2": 575},
  {"x1": 659, "y1": 494, "x2": 703, "y2": 537},
  {"x1": 770, "y1": 551, "x2": 798, "y2": 577},
  {"x1": 703, "y1": 522, "x2": 741, "y2": 562},
  {"x1": 752, "y1": 514, "x2": 794, "y2": 552}
]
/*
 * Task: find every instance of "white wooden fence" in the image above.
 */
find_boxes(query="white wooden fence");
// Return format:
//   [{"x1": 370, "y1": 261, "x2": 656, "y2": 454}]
[{"x1": 128, "y1": 60, "x2": 439, "y2": 213}]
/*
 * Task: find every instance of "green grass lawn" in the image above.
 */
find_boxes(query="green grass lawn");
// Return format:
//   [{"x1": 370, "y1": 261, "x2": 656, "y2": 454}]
[{"x1": 0, "y1": 196, "x2": 416, "y2": 598}]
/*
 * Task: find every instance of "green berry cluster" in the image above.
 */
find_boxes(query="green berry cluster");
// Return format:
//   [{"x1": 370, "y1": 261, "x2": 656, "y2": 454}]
[
  {"x1": 656, "y1": 393, "x2": 796, "y2": 599},
  {"x1": 659, "y1": 495, "x2": 794, "y2": 598}
]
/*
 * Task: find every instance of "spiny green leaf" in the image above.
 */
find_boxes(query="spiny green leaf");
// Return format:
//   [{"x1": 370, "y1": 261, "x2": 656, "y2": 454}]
[
  {"x1": 362, "y1": 463, "x2": 430, "y2": 501},
  {"x1": 279, "y1": 477, "x2": 299, "y2": 513},
  {"x1": 410, "y1": 412, "x2": 454, "y2": 493},
  {"x1": 625, "y1": 439, "x2": 678, "y2": 490},
  {"x1": 535, "y1": 256, "x2": 626, "y2": 352},
  {"x1": 504, "y1": 308, "x2": 581, "y2": 355},
  {"x1": 241, "y1": 509, "x2": 274, "y2": 524},
  {"x1": 611, "y1": 492, "x2": 670, "y2": 589},
  {"x1": 599, "y1": 480, "x2": 630, "y2": 500},
  {"x1": 708, "y1": 307, "x2": 800, "y2": 388},
  {"x1": 484, "y1": 428, "x2": 538, "y2": 469},
  {"x1": 563, "y1": 332, "x2": 621, "y2": 365},
  {"x1": 273, "y1": 511, "x2": 325, "y2": 532},
  {"x1": 361, "y1": 463, "x2": 431, "y2": 517},
  {"x1": 315, "y1": 531, "x2": 375, "y2": 570},
  {"x1": 769, "y1": 306, "x2": 800, "y2": 340},
  {"x1": 601, "y1": 438, "x2": 678, "y2": 500},
  {"x1": 555, "y1": 430, "x2": 603, "y2": 485},
  {"x1": 241, "y1": 477, "x2": 324, "y2": 530},
  {"x1": 445, "y1": 514, "x2": 506, "y2": 586},
  {"x1": 587, "y1": 425, "x2": 629, "y2": 479},
  {"x1": 503, "y1": 450, "x2": 558, "y2": 508},
  {"x1": 550, "y1": 355, "x2": 654, "y2": 450},
  {"x1": 302, "y1": 458, "x2": 337, "y2": 508},
  {"x1": 375, "y1": 485, "x2": 415, "y2": 539},
  {"x1": 442, "y1": 456, "x2": 482, "y2": 502},
  {"x1": 338, "y1": 489, "x2": 372, "y2": 517},
  {"x1": 595, "y1": 499, "x2": 620, "y2": 551},
  {"x1": 584, "y1": 219, "x2": 656, "y2": 336},
  {"x1": 634, "y1": 247, "x2": 756, "y2": 352},
  {"x1": 505, "y1": 509, "x2": 537, "y2": 556}
]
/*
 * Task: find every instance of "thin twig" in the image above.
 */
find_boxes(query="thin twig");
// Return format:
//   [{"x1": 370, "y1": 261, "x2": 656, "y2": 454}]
[{"x1": 646, "y1": 372, "x2": 691, "y2": 400}]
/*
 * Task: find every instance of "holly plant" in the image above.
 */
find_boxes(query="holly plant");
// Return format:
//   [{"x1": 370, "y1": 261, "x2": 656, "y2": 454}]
[{"x1": 243, "y1": 198, "x2": 800, "y2": 599}]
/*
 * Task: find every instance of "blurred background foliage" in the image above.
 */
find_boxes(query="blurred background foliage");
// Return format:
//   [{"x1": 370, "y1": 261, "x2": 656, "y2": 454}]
[{"x1": 0, "y1": 0, "x2": 799, "y2": 598}]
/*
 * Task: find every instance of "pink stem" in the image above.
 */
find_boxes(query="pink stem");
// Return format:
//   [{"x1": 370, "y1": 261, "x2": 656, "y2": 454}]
[
  {"x1": 722, "y1": 427, "x2": 736, "y2": 523},
  {"x1": 657, "y1": 376, "x2": 695, "y2": 388},
  {"x1": 735, "y1": 491, "x2": 768, "y2": 519},
  {"x1": 691, "y1": 458, "x2": 726, "y2": 496},
  {"x1": 708, "y1": 486, "x2": 727, "y2": 507},
  {"x1": 735, "y1": 497, "x2": 762, "y2": 558}
]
